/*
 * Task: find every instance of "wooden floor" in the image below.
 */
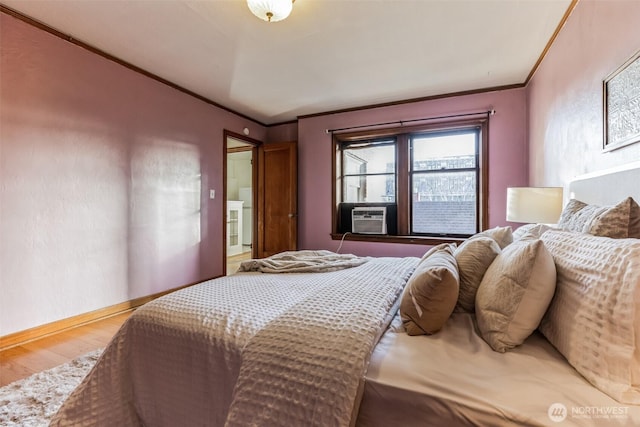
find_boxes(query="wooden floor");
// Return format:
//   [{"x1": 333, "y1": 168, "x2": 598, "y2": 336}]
[
  {"x1": 0, "y1": 311, "x2": 131, "y2": 387},
  {"x1": 226, "y1": 250, "x2": 252, "y2": 275},
  {"x1": 0, "y1": 254, "x2": 249, "y2": 388}
]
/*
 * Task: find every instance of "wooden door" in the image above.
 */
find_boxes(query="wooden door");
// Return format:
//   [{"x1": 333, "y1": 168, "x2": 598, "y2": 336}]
[{"x1": 257, "y1": 141, "x2": 297, "y2": 257}]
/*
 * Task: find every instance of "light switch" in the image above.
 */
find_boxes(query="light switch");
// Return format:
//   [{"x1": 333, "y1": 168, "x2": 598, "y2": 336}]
[{"x1": 209, "y1": 189, "x2": 215, "y2": 199}]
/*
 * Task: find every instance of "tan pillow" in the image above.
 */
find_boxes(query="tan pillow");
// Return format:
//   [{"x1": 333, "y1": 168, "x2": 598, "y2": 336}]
[
  {"x1": 557, "y1": 197, "x2": 638, "y2": 238},
  {"x1": 628, "y1": 197, "x2": 640, "y2": 238},
  {"x1": 512, "y1": 223, "x2": 553, "y2": 241},
  {"x1": 453, "y1": 237, "x2": 501, "y2": 312},
  {"x1": 475, "y1": 239, "x2": 556, "y2": 353},
  {"x1": 400, "y1": 244, "x2": 459, "y2": 336},
  {"x1": 476, "y1": 226, "x2": 513, "y2": 249},
  {"x1": 540, "y1": 229, "x2": 640, "y2": 404},
  {"x1": 557, "y1": 198, "x2": 589, "y2": 231}
]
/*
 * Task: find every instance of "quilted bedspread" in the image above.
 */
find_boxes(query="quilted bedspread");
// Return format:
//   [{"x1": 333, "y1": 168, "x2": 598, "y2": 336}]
[{"x1": 50, "y1": 255, "x2": 418, "y2": 427}]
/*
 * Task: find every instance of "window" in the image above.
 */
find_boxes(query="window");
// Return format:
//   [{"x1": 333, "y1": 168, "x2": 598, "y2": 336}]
[
  {"x1": 333, "y1": 118, "x2": 488, "y2": 244},
  {"x1": 411, "y1": 130, "x2": 478, "y2": 236},
  {"x1": 342, "y1": 140, "x2": 395, "y2": 203}
]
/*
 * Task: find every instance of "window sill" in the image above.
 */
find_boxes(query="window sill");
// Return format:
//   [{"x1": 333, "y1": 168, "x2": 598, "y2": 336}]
[{"x1": 330, "y1": 233, "x2": 466, "y2": 246}]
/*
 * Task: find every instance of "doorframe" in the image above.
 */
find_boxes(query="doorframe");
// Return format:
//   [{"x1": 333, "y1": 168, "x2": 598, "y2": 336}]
[{"x1": 223, "y1": 130, "x2": 261, "y2": 275}]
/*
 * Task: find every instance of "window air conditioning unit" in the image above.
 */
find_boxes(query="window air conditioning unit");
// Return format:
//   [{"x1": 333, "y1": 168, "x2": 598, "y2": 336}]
[{"x1": 352, "y1": 207, "x2": 387, "y2": 234}]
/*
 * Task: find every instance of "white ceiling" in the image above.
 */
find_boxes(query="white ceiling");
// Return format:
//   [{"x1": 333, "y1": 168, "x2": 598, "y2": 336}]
[{"x1": 2, "y1": 0, "x2": 573, "y2": 125}]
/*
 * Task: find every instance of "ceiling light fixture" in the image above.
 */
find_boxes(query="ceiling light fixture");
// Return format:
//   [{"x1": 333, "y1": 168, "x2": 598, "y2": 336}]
[{"x1": 247, "y1": 0, "x2": 294, "y2": 23}]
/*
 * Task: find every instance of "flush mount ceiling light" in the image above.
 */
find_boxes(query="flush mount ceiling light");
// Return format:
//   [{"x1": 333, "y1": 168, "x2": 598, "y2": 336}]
[{"x1": 247, "y1": 0, "x2": 294, "y2": 23}]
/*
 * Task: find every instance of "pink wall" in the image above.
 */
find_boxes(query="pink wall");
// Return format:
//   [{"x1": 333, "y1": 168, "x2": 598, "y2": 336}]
[
  {"x1": 266, "y1": 122, "x2": 298, "y2": 143},
  {"x1": 527, "y1": 0, "x2": 640, "y2": 187},
  {"x1": 296, "y1": 89, "x2": 528, "y2": 258},
  {"x1": 0, "y1": 14, "x2": 265, "y2": 335},
  {"x1": 2, "y1": 5, "x2": 541, "y2": 335}
]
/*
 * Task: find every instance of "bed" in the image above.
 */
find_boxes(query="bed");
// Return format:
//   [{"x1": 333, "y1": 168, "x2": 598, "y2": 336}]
[
  {"x1": 52, "y1": 164, "x2": 640, "y2": 426},
  {"x1": 51, "y1": 253, "x2": 420, "y2": 426},
  {"x1": 357, "y1": 162, "x2": 640, "y2": 426}
]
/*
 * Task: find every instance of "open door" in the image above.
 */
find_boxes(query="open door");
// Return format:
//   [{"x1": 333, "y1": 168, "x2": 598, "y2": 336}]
[{"x1": 257, "y1": 141, "x2": 297, "y2": 258}]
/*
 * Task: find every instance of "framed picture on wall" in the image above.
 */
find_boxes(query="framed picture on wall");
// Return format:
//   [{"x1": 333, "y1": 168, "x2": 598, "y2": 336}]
[{"x1": 603, "y1": 49, "x2": 640, "y2": 152}]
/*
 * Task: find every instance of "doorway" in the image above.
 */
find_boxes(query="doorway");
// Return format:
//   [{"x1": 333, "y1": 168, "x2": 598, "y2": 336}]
[{"x1": 225, "y1": 133, "x2": 256, "y2": 275}]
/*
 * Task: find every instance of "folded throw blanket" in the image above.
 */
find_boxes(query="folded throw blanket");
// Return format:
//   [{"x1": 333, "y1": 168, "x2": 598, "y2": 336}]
[{"x1": 237, "y1": 250, "x2": 369, "y2": 273}]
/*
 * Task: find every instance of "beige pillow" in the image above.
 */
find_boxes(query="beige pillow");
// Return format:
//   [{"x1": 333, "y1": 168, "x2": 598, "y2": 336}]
[
  {"x1": 540, "y1": 229, "x2": 640, "y2": 404},
  {"x1": 557, "y1": 197, "x2": 638, "y2": 238},
  {"x1": 400, "y1": 244, "x2": 459, "y2": 336},
  {"x1": 628, "y1": 197, "x2": 640, "y2": 238},
  {"x1": 557, "y1": 198, "x2": 590, "y2": 231},
  {"x1": 475, "y1": 239, "x2": 556, "y2": 353},
  {"x1": 512, "y1": 223, "x2": 553, "y2": 241},
  {"x1": 453, "y1": 237, "x2": 501, "y2": 312},
  {"x1": 477, "y1": 226, "x2": 513, "y2": 249}
]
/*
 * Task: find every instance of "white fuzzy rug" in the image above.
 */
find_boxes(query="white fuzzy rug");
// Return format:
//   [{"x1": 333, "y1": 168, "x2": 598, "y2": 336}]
[{"x1": 0, "y1": 349, "x2": 102, "y2": 427}]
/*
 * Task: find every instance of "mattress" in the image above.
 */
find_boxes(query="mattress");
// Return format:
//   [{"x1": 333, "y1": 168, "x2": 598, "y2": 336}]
[{"x1": 357, "y1": 313, "x2": 640, "y2": 427}]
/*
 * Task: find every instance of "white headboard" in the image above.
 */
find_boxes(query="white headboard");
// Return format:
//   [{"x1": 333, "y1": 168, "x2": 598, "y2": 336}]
[{"x1": 568, "y1": 161, "x2": 640, "y2": 206}]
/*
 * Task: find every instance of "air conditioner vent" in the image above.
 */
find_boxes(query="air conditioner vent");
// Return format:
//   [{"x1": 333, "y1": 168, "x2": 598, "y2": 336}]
[{"x1": 352, "y1": 207, "x2": 387, "y2": 234}]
